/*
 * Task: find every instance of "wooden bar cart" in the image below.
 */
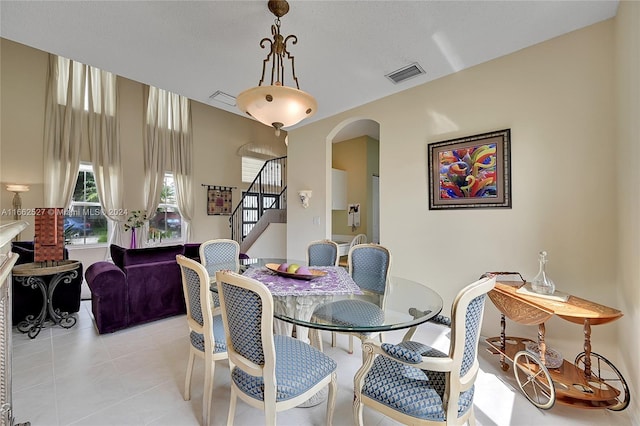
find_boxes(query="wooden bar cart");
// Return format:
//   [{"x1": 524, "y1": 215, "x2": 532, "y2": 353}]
[{"x1": 485, "y1": 273, "x2": 629, "y2": 411}]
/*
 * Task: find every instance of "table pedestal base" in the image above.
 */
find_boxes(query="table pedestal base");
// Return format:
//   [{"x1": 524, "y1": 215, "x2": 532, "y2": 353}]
[{"x1": 15, "y1": 269, "x2": 79, "y2": 339}]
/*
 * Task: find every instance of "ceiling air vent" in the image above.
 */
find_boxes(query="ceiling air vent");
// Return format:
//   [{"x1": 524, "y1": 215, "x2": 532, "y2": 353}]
[
  {"x1": 385, "y1": 62, "x2": 425, "y2": 84},
  {"x1": 209, "y1": 90, "x2": 236, "y2": 106}
]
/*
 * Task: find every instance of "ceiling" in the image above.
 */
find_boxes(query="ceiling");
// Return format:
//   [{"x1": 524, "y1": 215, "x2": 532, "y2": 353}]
[{"x1": 1, "y1": 1, "x2": 619, "y2": 142}]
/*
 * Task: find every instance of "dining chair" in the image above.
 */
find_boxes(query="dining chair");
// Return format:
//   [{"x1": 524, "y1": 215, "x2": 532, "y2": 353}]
[
  {"x1": 176, "y1": 255, "x2": 228, "y2": 426},
  {"x1": 338, "y1": 233, "x2": 367, "y2": 267},
  {"x1": 353, "y1": 274, "x2": 496, "y2": 426},
  {"x1": 215, "y1": 270, "x2": 338, "y2": 426},
  {"x1": 307, "y1": 239, "x2": 340, "y2": 266},
  {"x1": 199, "y1": 238, "x2": 240, "y2": 310},
  {"x1": 315, "y1": 243, "x2": 391, "y2": 355}
]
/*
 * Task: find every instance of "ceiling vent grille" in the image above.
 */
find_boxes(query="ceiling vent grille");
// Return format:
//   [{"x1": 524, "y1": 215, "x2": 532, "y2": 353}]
[
  {"x1": 385, "y1": 62, "x2": 425, "y2": 84},
  {"x1": 209, "y1": 90, "x2": 236, "y2": 106}
]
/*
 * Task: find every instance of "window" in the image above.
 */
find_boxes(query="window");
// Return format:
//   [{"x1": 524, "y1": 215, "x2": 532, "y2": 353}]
[
  {"x1": 148, "y1": 173, "x2": 183, "y2": 241},
  {"x1": 242, "y1": 156, "x2": 282, "y2": 185},
  {"x1": 65, "y1": 164, "x2": 108, "y2": 245},
  {"x1": 56, "y1": 56, "x2": 115, "y2": 115}
]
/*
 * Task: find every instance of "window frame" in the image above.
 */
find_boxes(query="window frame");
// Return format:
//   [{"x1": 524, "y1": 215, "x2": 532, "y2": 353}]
[{"x1": 65, "y1": 163, "x2": 110, "y2": 247}]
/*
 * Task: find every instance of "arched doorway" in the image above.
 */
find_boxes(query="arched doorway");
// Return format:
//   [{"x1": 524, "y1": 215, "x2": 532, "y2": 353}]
[{"x1": 328, "y1": 118, "x2": 380, "y2": 244}]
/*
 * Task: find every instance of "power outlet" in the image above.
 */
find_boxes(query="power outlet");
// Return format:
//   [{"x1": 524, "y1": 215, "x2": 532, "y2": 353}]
[{"x1": 313, "y1": 216, "x2": 320, "y2": 225}]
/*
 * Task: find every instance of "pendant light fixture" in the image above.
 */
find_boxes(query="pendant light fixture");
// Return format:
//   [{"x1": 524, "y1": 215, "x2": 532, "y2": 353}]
[{"x1": 236, "y1": 0, "x2": 317, "y2": 136}]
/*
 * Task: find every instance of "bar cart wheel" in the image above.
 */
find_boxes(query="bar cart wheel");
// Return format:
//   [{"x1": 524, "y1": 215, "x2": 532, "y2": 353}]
[
  {"x1": 574, "y1": 351, "x2": 630, "y2": 411},
  {"x1": 513, "y1": 350, "x2": 556, "y2": 410}
]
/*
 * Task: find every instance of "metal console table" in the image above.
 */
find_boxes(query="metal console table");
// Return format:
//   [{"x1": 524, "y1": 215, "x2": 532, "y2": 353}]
[{"x1": 12, "y1": 260, "x2": 81, "y2": 339}]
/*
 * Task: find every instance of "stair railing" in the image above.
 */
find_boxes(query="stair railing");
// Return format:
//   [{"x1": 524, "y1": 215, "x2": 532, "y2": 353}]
[{"x1": 230, "y1": 156, "x2": 287, "y2": 244}]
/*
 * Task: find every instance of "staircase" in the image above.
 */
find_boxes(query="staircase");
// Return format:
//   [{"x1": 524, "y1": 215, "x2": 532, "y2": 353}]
[{"x1": 230, "y1": 156, "x2": 287, "y2": 253}]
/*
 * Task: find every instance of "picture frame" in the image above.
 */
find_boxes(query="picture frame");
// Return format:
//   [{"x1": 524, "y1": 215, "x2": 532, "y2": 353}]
[{"x1": 428, "y1": 128, "x2": 511, "y2": 210}]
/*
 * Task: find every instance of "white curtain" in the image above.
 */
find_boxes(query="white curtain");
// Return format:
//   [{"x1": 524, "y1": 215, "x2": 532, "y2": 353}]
[
  {"x1": 143, "y1": 86, "x2": 194, "y2": 245},
  {"x1": 43, "y1": 55, "x2": 84, "y2": 208},
  {"x1": 169, "y1": 95, "x2": 194, "y2": 243},
  {"x1": 86, "y1": 66, "x2": 127, "y2": 248}
]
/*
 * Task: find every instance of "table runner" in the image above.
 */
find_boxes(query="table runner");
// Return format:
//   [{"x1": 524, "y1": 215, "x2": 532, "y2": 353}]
[{"x1": 243, "y1": 266, "x2": 362, "y2": 297}]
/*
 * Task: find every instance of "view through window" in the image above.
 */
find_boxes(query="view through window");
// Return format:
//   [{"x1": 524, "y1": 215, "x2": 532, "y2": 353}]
[
  {"x1": 65, "y1": 164, "x2": 108, "y2": 245},
  {"x1": 148, "y1": 173, "x2": 182, "y2": 242}
]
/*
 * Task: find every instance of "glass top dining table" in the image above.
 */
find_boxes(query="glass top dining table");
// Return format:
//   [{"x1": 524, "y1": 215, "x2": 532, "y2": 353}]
[{"x1": 212, "y1": 258, "x2": 445, "y2": 340}]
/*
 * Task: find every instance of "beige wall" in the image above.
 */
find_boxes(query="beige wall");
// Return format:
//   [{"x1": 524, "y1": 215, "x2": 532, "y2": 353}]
[
  {"x1": 615, "y1": 0, "x2": 639, "y2": 417},
  {"x1": 0, "y1": 38, "x2": 286, "y2": 247},
  {"x1": 288, "y1": 17, "x2": 638, "y2": 410}
]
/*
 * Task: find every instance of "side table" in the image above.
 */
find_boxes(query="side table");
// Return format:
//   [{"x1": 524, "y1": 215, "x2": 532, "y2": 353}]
[{"x1": 12, "y1": 260, "x2": 81, "y2": 338}]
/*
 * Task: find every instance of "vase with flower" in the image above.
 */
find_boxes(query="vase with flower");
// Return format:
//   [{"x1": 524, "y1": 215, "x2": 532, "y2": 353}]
[{"x1": 124, "y1": 210, "x2": 148, "y2": 249}]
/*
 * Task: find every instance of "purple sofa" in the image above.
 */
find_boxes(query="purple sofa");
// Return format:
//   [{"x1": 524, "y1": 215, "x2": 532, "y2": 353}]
[{"x1": 85, "y1": 243, "x2": 200, "y2": 334}]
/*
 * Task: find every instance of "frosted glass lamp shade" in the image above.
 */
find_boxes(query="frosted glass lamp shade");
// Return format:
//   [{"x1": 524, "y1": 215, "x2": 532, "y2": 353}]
[{"x1": 237, "y1": 84, "x2": 317, "y2": 135}]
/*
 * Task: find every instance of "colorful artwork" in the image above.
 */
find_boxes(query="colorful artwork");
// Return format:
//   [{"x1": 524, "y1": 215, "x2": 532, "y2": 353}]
[
  {"x1": 428, "y1": 129, "x2": 511, "y2": 210},
  {"x1": 438, "y1": 143, "x2": 497, "y2": 199}
]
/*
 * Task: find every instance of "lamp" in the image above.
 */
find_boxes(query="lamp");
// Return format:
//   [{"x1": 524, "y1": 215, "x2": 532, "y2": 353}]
[
  {"x1": 236, "y1": 0, "x2": 317, "y2": 137},
  {"x1": 6, "y1": 184, "x2": 30, "y2": 220},
  {"x1": 298, "y1": 190, "x2": 312, "y2": 208}
]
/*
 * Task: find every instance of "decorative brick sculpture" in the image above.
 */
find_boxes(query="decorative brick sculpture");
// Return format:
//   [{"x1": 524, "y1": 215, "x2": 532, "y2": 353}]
[{"x1": 34, "y1": 208, "x2": 64, "y2": 263}]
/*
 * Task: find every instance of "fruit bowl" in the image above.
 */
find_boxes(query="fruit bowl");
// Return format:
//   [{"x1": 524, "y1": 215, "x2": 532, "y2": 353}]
[{"x1": 265, "y1": 263, "x2": 327, "y2": 280}]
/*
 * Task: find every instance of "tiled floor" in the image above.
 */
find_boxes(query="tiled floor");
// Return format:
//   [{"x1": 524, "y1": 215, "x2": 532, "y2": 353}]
[{"x1": 11, "y1": 301, "x2": 633, "y2": 426}]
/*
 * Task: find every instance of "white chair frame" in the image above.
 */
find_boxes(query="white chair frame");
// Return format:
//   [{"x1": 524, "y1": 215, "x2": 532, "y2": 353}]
[
  {"x1": 353, "y1": 275, "x2": 497, "y2": 426},
  {"x1": 331, "y1": 243, "x2": 391, "y2": 357},
  {"x1": 177, "y1": 255, "x2": 229, "y2": 426},
  {"x1": 216, "y1": 270, "x2": 338, "y2": 426}
]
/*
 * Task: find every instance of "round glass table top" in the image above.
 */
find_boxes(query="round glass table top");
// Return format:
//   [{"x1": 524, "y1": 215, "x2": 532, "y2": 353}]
[{"x1": 228, "y1": 258, "x2": 444, "y2": 333}]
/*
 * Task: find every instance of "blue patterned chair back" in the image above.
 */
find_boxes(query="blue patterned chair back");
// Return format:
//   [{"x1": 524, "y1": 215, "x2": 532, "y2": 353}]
[
  {"x1": 218, "y1": 276, "x2": 268, "y2": 366},
  {"x1": 459, "y1": 294, "x2": 486, "y2": 376},
  {"x1": 349, "y1": 244, "x2": 391, "y2": 295},
  {"x1": 307, "y1": 240, "x2": 339, "y2": 266},
  {"x1": 448, "y1": 275, "x2": 496, "y2": 381},
  {"x1": 200, "y1": 239, "x2": 240, "y2": 273},
  {"x1": 182, "y1": 265, "x2": 205, "y2": 327},
  {"x1": 177, "y1": 255, "x2": 226, "y2": 354}
]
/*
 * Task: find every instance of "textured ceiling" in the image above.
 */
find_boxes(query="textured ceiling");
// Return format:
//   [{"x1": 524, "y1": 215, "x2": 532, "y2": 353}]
[{"x1": 1, "y1": 1, "x2": 619, "y2": 140}]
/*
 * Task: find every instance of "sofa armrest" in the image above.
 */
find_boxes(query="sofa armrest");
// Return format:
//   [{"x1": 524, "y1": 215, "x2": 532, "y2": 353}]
[{"x1": 85, "y1": 261, "x2": 128, "y2": 334}]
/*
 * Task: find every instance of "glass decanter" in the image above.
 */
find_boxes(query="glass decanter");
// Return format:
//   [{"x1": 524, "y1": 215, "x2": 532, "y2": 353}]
[{"x1": 531, "y1": 251, "x2": 556, "y2": 295}]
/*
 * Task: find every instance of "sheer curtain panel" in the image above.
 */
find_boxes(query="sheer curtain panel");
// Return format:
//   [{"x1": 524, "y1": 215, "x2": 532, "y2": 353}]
[
  {"x1": 86, "y1": 66, "x2": 127, "y2": 248},
  {"x1": 43, "y1": 55, "x2": 84, "y2": 208},
  {"x1": 144, "y1": 86, "x2": 194, "y2": 244}
]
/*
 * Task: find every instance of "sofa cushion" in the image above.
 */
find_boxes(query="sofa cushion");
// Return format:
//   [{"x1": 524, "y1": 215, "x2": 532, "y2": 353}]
[
  {"x1": 122, "y1": 244, "x2": 185, "y2": 266},
  {"x1": 110, "y1": 244, "x2": 127, "y2": 270}
]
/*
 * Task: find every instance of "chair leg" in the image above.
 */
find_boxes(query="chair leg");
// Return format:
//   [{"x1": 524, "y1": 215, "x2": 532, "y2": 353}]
[
  {"x1": 264, "y1": 399, "x2": 277, "y2": 426},
  {"x1": 467, "y1": 406, "x2": 477, "y2": 426},
  {"x1": 353, "y1": 389, "x2": 364, "y2": 426},
  {"x1": 227, "y1": 387, "x2": 237, "y2": 426},
  {"x1": 325, "y1": 372, "x2": 338, "y2": 426},
  {"x1": 203, "y1": 359, "x2": 215, "y2": 426},
  {"x1": 184, "y1": 349, "x2": 195, "y2": 400}
]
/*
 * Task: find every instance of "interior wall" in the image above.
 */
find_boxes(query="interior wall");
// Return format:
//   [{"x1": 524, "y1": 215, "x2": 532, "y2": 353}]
[
  {"x1": 332, "y1": 136, "x2": 369, "y2": 238},
  {"x1": 614, "y1": 0, "x2": 639, "y2": 418},
  {"x1": 0, "y1": 38, "x2": 286, "y2": 247},
  {"x1": 289, "y1": 20, "x2": 624, "y2": 359}
]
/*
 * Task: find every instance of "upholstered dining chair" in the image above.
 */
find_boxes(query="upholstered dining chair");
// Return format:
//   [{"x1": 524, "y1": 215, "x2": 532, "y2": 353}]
[
  {"x1": 315, "y1": 243, "x2": 392, "y2": 355},
  {"x1": 353, "y1": 274, "x2": 496, "y2": 426},
  {"x1": 176, "y1": 255, "x2": 228, "y2": 426},
  {"x1": 215, "y1": 270, "x2": 338, "y2": 426},
  {"x1": 338, "y1": 233, "x2": 367, "y2": 267},
  {"x1": 307, "y1": 239, "x2": 340, "y2": 267},
  {"x1": 199, "y1": 238, "x2": 240, "y2": 311}
]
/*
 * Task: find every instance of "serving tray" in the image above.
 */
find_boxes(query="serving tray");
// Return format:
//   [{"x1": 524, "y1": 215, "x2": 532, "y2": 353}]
[{"x1": 265, "y1": 263, "x2": 327, "y2": 281}]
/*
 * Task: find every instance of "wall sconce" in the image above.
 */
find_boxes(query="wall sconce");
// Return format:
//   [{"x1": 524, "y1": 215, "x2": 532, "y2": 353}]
[
  {"x1": 6, "y1": 184, "x2": 30, "y2": 220},
  {"x1": 298, "y1": 190, "x2": 312, "y2": 209}
]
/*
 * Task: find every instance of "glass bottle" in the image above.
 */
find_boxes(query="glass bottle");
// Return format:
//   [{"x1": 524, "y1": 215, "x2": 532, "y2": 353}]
[{"x1": 531, "y1": 251, "x2": 555, "y2": 295}]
